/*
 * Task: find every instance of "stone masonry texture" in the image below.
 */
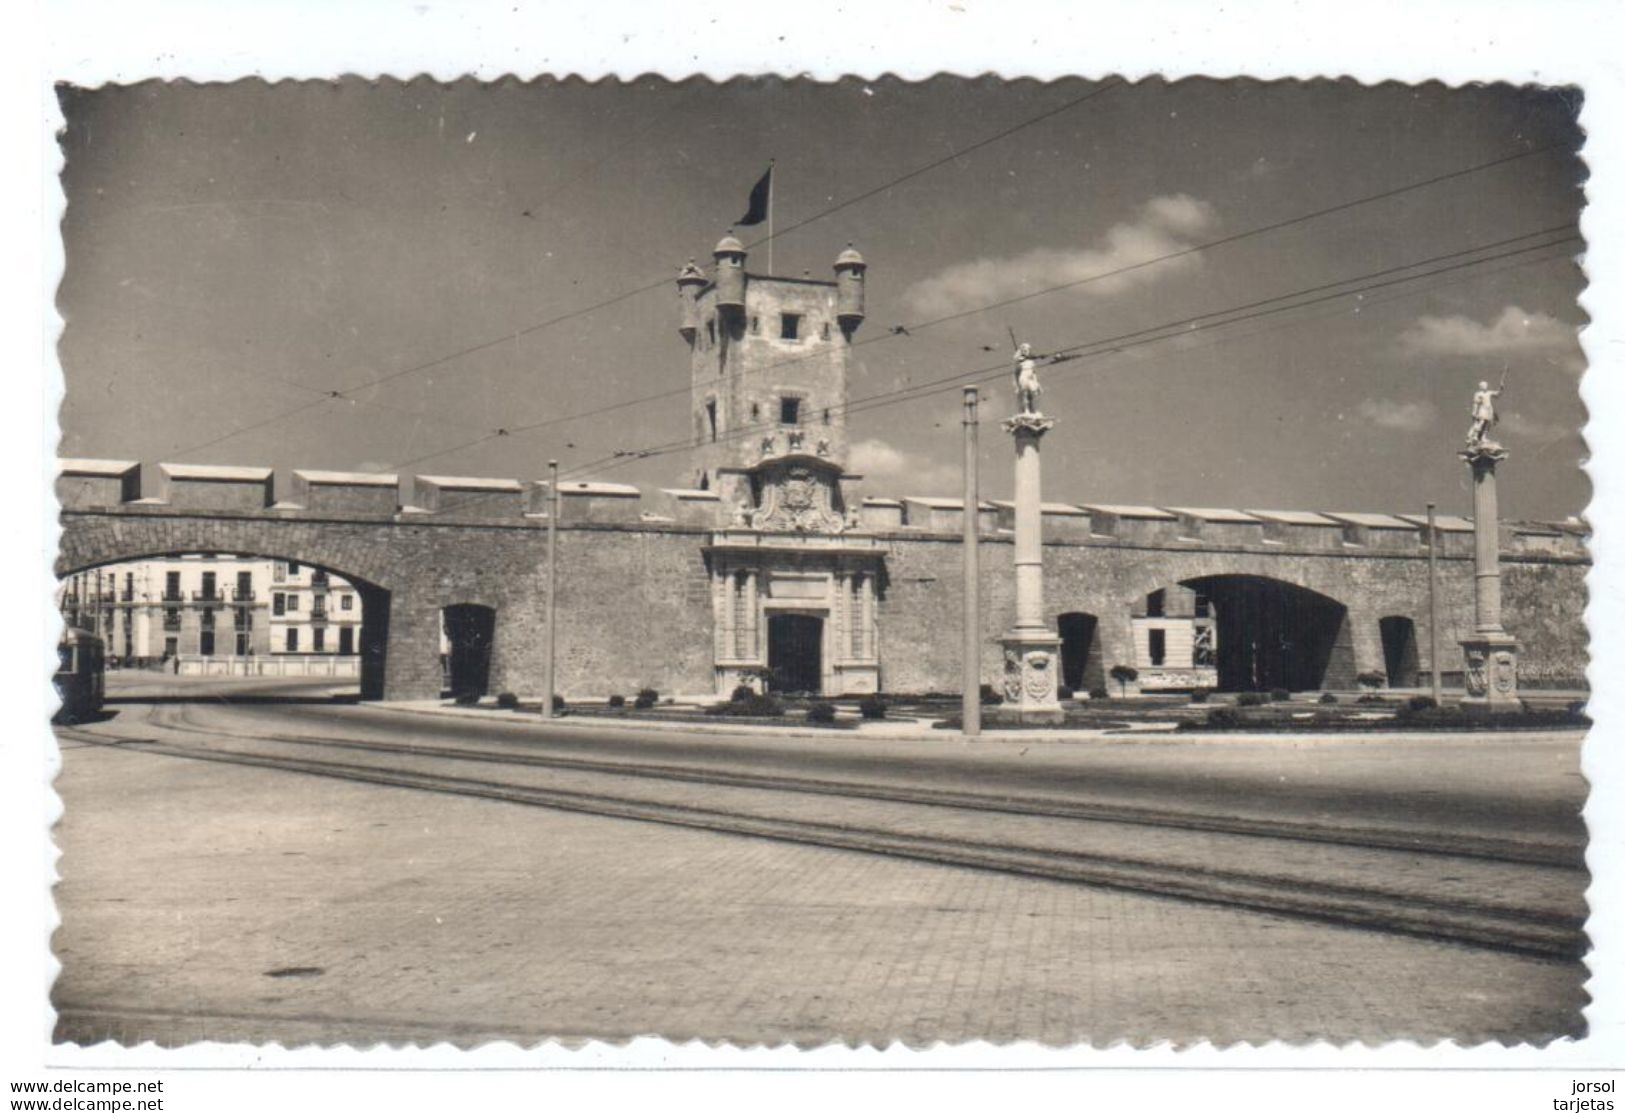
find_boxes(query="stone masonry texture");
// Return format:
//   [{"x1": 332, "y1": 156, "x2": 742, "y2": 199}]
[{"x1": 58, "y1": 504, "x2": 1588, "y2": 701}]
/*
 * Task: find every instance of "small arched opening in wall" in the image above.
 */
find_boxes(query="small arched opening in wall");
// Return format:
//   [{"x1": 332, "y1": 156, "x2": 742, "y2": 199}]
[
  {"x1": 1379, "y1": 615, "x2": 1421, "y2": 689},
  {"x1": 54, "y1": 552, "x2": 391, "y2": 703},
  {"x1": 1055, "y1": 612, "x2": 1104, "y2": 694},
  {"x1": 1178, "y1": 574, "x2": 1354, "y2": 693},
  {"x1": 441, "y1": 603, "x2": 497, "y2": 700}
]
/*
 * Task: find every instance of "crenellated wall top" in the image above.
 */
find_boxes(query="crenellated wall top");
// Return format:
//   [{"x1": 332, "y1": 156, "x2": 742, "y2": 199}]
[{"x1": 53, "y1": 458, "x2": 1588, "y2": 558}]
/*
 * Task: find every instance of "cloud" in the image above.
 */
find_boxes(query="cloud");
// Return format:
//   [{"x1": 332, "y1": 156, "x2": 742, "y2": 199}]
[
  {"x1": 1498, "y1": 410, "x2": 1572, "y2": 443},
  {"x1": 848, "y1": 437, "x2": 959, "y2": 496},
  {"x1": 902, "y1": 194, "x2": 1220, "y2": 319},
  {"x1": 1355, "y1": 398, "x2": 1436, "y2": 433},
  {"x1": 1397, "y1": 305, "x2": 1582, "y2": 372}
]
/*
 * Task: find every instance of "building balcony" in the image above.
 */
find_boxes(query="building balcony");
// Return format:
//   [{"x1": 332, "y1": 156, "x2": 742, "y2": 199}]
[
  {"x1": 309, "y1": 609, "x2": 330, "y2": 625},
  {"x1": 192, "y1": 590, "x2": 226, "y2": 606},
  {"x1": 231, "y1": 588, "x2": 257, "y2": 604},
  {"x1": 161, "y1": 591, "x2": 185, "y2": 603}
]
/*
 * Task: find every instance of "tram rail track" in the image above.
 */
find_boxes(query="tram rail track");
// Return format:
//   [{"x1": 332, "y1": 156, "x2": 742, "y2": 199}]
[
  {"x1": 56, "y1": 708, "x2": 1589, "y2": 960},
  {"x1": 158, "y1": 703, "x2": 1581, "y2": 868}
]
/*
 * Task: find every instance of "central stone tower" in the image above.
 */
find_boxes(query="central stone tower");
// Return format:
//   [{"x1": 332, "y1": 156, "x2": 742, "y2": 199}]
[
  {"x1": 679, "y1": 235, "x2": 867, "y2": 506},
  {"x1": 677, "y1": 237, "x2": 883, "y2": 698}
]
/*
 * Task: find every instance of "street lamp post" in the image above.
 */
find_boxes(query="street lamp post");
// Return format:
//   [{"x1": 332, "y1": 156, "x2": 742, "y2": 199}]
[
  {"x1": 542, "y1": 459, "x2": 560, "y2": 719},
  {"x1": 962, "y1": 387, "x2": 981, "y2": 739},
  {"x1": 1427, "y1": 501, "x2": 1442, "y2": 704}
]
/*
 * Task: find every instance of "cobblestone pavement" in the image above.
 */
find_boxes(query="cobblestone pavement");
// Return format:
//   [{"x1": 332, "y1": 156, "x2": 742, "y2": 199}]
[{"x1": 51, "y1": 732, "x2": 1586, "y2": 1048}]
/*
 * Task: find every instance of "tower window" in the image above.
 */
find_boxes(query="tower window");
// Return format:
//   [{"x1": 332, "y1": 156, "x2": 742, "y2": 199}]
[
  {"x1": 750, "y1": 316, "x2": 759, "y2": 334},
  {"x1": 705, "y1": 398, "x2": 718, "y2": 442},
  {"x1": 821, "y1": 320, "x2": 830, "y2": 340},
  {"x1": 779, "y1": 397, "x2": 801, "y2": 425},
  {"x1": 705, "y1": 318, "x2": 716, "y2": 347},
  {"x1": 780, "y1": 313, "x2": 802, "y2": 340}
]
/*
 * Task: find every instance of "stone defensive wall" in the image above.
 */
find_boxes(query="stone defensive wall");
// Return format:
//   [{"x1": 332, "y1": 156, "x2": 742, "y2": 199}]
[{"x1": 56, "y1": 459, "x2": 1590, "y2": 701}]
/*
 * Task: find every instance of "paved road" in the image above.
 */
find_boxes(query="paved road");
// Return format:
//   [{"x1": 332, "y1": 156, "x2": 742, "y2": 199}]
[{"x1": 50, "y1": 683, "x2": 1590, "y2": 1047}]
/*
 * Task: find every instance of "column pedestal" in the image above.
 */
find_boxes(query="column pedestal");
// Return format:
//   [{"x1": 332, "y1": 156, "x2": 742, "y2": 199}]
[
  {"x1": 998, "y1": 629, "x2": 1065, "y2": 724},
  {"x1": 1458, "y1": 443, "x2": 1520, "y2": 714},
  {"x1": 1459, "y1": 631, "x2": 1521, "y2": 713},
  {"x1": 993, "y1": 412, "x2": 1064, "y2": 726}
]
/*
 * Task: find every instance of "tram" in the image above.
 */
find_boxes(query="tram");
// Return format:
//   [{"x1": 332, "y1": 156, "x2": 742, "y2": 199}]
[{"x1": 53, "y1": 626, "x2": 105, "y2": 724}]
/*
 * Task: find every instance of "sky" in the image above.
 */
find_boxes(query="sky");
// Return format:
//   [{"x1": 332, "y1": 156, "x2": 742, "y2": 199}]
[{"x1": 54, "y1": 77, "x2": 1588, "y2": 521}]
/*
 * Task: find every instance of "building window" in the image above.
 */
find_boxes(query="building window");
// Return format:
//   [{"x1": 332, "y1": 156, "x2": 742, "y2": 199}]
[
  {"x1": 273, "y1": 593, "x2": 285, "y2": 616},
  {"x1": 288, "y1": 561, "x2": 300, "y2": 576},
  {"x1": 313, "y1": 628, "x2": 326, "y2": 653},
  {"x1": 200, "y1": 609, "x2": 215, "y2": 630},
  {"x1": 1146, "y1": 589, "x2": 1166, "y2": 618},
  {"x1": 287, "y1": 593, "x2": 299, "y2": 612},
  {"x1": 233, "y1": 608, "x2": 250, "y2": 629},
  {"x1": 779, "y1": 397, "x2": 801, "y2": 425},
  {"x1": 339, "y1": 627, "x2": 355, "y2": 655},
  {"x1": 286, "y1": 628, "x2": 299, "y2": 652},
  {"x1": 199, "y1": 631, "x2": 215, "y2": 657},
  {"x1": 164, "y1": 636, "x2": 178, "y2": 659},
  {"x1": 341, "y1": 594, "x2": 354, "y2": 612},
  {"x1": 1193, "y1": 625, "x2": 1216, "y2": 667},
  {"x1": 201, "y1": 572, "x2": 216, "y2": 600},
  {"x1": 163, "y1": 608, "x2": 180, "y2": 631},
  {"x1": 235, "y1": 632, "x2": 250, "y2": 656},
  {"x1": 1194, "y1": 591, "x2": 1211, "y2": 618},
  {"x1": 273, "y1": 561, "x2": 286, "y2": 583},
  {"x1": 780, "y1": 313, "x2": 801, "y2": 340},
  {"x1": 165, "y1": 571, "x2": 181, "y2": 601},
  {"x1": 1148, "y1": 628, "x2": 1166, "y2": 667}
]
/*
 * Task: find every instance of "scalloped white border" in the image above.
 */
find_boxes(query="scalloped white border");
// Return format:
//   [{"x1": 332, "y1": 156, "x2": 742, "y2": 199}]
[{"x1": 10, "y1": 0, "x2": 1622, "y2": 1105}]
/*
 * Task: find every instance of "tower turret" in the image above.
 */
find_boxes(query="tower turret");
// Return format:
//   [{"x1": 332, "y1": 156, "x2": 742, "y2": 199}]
[
  {"x1": 834, "y1": 243, "x2": 866, "y2": 333},
  {"x1": 676, "y1": 259, "x2": 706, "y2": 341},
  {"x1": 713, "y1": 233, "x2": 747, "y2": 314}
]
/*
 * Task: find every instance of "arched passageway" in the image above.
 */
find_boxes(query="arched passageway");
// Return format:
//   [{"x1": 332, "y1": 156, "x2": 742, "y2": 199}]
[
  {"x1": 1056, "y1": 612, "x2": 1104, "y2": 693},
  {"x1": 442, "y1": 603, "x2": 496, "y2": 699},
  {"x1": 55, "y1": 553, "x2": 391, "y2": 701},
  {"x1": 1380, "y1": 615, "x2": 1421, "y2": 688},
  {"x1": 1180, "y1": 575, "x2": 1354, "y2": 693}
]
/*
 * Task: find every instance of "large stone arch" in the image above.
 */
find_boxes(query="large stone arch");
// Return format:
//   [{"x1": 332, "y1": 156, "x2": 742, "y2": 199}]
[
  {"x1": 58, "y1": 512, "x2": 407, "y2": 699},
  {"x1": 1117, "y1": 562, "x2": 1360, "y2": 692}
]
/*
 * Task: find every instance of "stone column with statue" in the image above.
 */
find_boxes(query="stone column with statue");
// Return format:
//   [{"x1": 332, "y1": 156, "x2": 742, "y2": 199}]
[
  {"x1": 995, "y1": 340, "x2": 1065, "y2": 724},
  {"x1": 1458, "y1": 374, "x2": 1520, "y2": 712}
]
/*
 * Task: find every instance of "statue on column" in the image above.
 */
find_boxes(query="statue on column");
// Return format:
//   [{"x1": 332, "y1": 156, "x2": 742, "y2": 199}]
[
  {"x1": 1013, "y1": 342, "x2": 1043, "y2": 416},
  {"x1": 1466, "y1": 373, "x2": 1506, "y2": 450}
]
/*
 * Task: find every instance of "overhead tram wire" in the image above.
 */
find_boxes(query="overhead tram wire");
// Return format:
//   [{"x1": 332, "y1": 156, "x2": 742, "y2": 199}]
[
  {"x1": 557, "y1": 225, "x2": 1580, "y2": 482},
  {"x1": 160, "y1": 83, "x2": 1125, "y2": 465},
  {"x1": 459, "y1": 141, "x2": 1568, "y2": 445},
  {"x1": 409, "y1": 224, "x2": 1577, "y2": 489},
  {"x1": 169, "y1": 130, "x2": 1565, "y2": 468}
]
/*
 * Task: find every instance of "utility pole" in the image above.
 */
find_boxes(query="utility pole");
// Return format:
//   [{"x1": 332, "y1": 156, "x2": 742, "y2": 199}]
[
  {"x1": 1427, "y1": 501, "x2": 1442, "y2": 704},
  {"x1": 962, "y1": 387, "x2": 981, "y2": 738},
  {"x1": 542, "y1": 459, "x2": 560, "y2": 719}
]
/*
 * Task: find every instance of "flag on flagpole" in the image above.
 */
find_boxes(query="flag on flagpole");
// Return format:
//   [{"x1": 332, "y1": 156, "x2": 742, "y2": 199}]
[{"x1": 738, "y1": 163, "x2": 773, "y2": 226}]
